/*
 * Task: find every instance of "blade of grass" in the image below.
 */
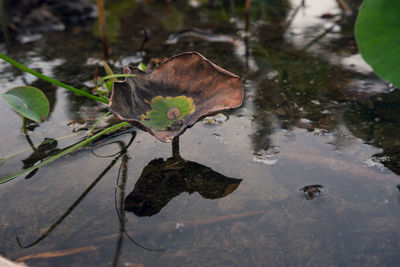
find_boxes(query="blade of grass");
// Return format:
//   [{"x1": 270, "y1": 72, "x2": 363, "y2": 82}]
[
  {"x1": 0, "y1": 122, "x2": 130, "y2": 184},
  {"x1": 103, "y1": 61, "x2": 117, "y2": 81},
  {"x1": 87, "y1": 111, "x2": 111, "y2": 137},
  {"x1": 96, "y1": 74, "x2": 136, "y2": 91},
  {"x1": 0, "y1": 53, "x2": 109, "y2": 104}
]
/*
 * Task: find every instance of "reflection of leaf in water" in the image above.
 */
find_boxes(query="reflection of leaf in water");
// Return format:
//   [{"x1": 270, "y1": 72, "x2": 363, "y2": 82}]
[
  {"x1": 22, "y1": 138, "x2": 59, "y2": 169},
  {"x1": 124, "y1": 157, "x2": 242, "y2": 217}
]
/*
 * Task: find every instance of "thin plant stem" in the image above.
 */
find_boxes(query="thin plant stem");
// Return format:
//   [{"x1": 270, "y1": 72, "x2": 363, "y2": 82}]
[
  {"x1": 97, "y1": 0, "x2": 110, "y2": 60},
  {"x1": 87, "y1": 111, "x2": 111, "y2": 137},
  {"x1": 172, "y1": 136, "x2": 181, "y2": 159},
  {"x1": 0, "y1": 53, "x2": 109, "y2": 104},
  {"x1": 245, "y1": 0, "x2": 251, "y2": 34},
  {"x1": 96, "y1": 74, "x2": 136, "y2": 91},
  {"x1": 0, "y1": 122, "x2": 130, "y2": 184}
]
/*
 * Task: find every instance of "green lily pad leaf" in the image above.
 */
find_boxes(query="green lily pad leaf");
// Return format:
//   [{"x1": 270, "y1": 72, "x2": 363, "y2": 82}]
[
  {"x1": 140, "y1": 96, "x2": 195, "y2": 130},
  {"x1": 355, "y1": 0, "x2": 400, "y2": 88},
  {"x1": 1, "y1": 86, "x2": 50, "y2": 123}
]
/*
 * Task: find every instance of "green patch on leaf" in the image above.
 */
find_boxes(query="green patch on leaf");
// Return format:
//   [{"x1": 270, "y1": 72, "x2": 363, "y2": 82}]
[
  {"x1": 355, "y1": 0, "x2": 400, "y2": 88},
  {"x1": 141, "y1": 96, "x2": 195, "y2": 130},
  {"x1": 1, "y1": 86, "x2": 50, "y2": 123}
]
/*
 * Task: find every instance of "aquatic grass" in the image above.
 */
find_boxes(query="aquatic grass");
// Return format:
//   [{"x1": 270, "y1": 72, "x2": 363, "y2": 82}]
[
  {"x1": 87, "y1": 111, "x2": 111, "y2": 137},
  {"x1": 0, "y1": 54, "x2": 137, "y2": 183},
  {"x1": 96, "y1": 74, "x2": 136, "y2": 92},
  {"x1": 0, "y1": 53, "x2": 109, "y2": 104},
  {"x1": 0, "y1": 122, "x2": 129, "y2": 184}
]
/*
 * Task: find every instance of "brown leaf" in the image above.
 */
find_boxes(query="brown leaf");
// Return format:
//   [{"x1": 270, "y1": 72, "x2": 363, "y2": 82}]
[{"x1": 109, "y1": 52, "x2": 244, "y2": 142}]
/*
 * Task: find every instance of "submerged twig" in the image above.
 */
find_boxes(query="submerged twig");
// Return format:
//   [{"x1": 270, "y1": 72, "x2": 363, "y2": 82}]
[
  {"x1": 336, "y1": 0, "x2": 352, "y2": 16},
  {"x1": 302, "y1": 24, "x2": 335, "y2": 51},
  {"x1": 245, "y1": 0, "x2": 250, "y2": 34},
  {"x1": 16, "y1": 246, "x2": 98, "y2": 262}
]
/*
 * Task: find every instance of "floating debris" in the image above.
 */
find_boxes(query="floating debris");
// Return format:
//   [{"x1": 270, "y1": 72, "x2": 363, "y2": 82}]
[
  {"x1": 299, "y1": 184, "x2": 323, "y2": 200},
  {"x1": 175, "y1": 222, "x2": 184, "y2": 232},
  {"x1": 364, "y1": 156, "x2": 389, "y2": 172},
  {"x1": 253, "y1": 149, "x2": 279, "y2": 165},
  {"x1": 202, "y1": 113, "x2": 228, "y2": 126}
]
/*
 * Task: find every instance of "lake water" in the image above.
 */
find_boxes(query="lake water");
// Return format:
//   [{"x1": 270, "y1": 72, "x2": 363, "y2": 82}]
[{"x1": 1, "y1": 0, "x2": 399, "y2": 266}]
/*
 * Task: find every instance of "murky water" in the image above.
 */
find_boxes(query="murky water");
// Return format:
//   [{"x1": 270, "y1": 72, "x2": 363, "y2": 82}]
[{"x1": 1, "y1": 0, "x2": 400, "y2": 266}]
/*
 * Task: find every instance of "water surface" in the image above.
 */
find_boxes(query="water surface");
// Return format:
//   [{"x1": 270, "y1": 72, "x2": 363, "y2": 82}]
[{"x1": 1, "y1": 0, "x2": 399, "y2": 266}]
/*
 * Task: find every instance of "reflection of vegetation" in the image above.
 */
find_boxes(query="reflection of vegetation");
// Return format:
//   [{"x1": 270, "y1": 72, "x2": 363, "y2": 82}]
[
  {"x1": 250, "y1": 44, "x2": 341, "y2": 151},
  {"x1": 93, "y1": 0, "x2": 138, "y2": 43},
  {"x1": 125, "y1": 156, "x2": 242, "y2": 217},
  {"x1": 345, "y1": 90, "x2": 400, "y2": 175},
  {"x1": 16, "y1": 133, "x2": 136, "y2": 249},
  {"x1": 22, "y1": 138, "x2": 59, "y2": 168}
]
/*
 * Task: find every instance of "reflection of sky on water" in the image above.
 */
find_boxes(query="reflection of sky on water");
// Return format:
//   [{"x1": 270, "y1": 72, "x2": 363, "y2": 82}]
[{"x1": 288, "y1": 0, "x2": 340, "y2": 46}]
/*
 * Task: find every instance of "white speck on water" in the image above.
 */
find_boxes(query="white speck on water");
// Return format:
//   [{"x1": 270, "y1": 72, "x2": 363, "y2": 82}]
[
  {"x1": 299, "y1": 118, "x2": 312, "y2": 124},
  {"x1": 176, "y1": 222, "x2": 184, "y2": 232},
  {"x1": 267, "y1": 70, "x2": 279, "y2": 80}
]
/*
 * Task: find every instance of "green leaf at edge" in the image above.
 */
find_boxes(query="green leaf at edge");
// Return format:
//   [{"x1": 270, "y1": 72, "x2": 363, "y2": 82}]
[
  {"x1": 1, "y1": 86, "x2": 50, "y2": 123},
  {"x1": 355, "y1": 0, "x2": 400, "y2": 88}
]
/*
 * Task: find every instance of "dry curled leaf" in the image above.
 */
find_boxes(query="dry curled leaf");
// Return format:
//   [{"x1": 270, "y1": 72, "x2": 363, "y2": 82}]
[{"x1": 109, "y1": 52, "x2": 243, "y2": 142}]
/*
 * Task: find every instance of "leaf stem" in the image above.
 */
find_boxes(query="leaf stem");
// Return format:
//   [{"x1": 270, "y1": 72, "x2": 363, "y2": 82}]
[{"x1": 22, "y1": 117, "x2": 27, "y2": 135}]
